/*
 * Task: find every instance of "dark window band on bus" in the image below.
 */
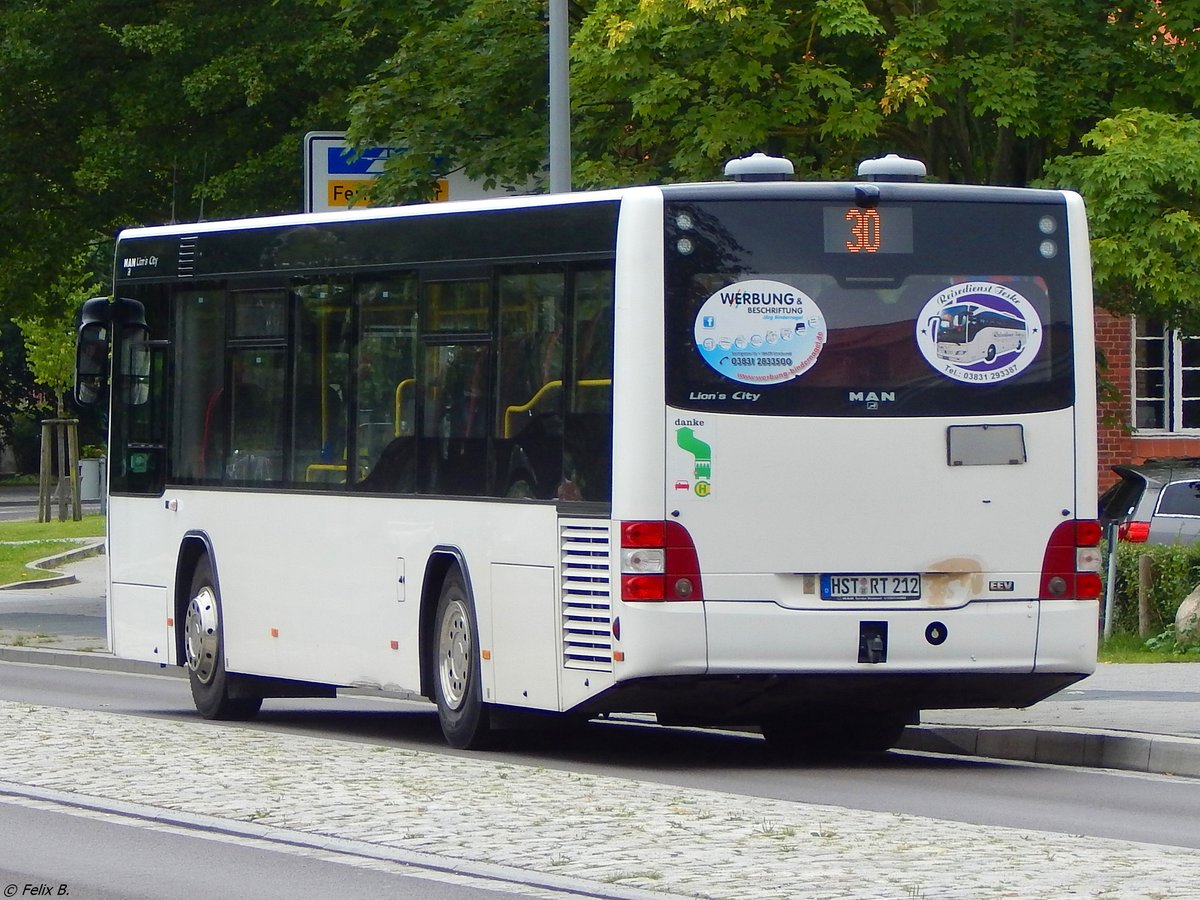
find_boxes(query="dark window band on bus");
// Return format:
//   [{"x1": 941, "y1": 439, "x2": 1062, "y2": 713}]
[
  {"x1": 113, "y1": 259, "x2": 616, "y2": 505},
  {"x1": 663, "y1": 197, "x2": 1074, "y2": 418},
  {"x1": 115, "y1": 203, "x2": 620, "y2": 283}
]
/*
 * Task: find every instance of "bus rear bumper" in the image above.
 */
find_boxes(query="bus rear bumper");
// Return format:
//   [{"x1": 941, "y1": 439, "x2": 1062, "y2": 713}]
[
  {"x1": 701, "y1": 598, "x2": 1095, "y2": 678},
  {"x1": 1033, "y1": 599, "x2": 1100, "y2": 673},
  {"x1": 592, "y1": 599, "x2": 1096, "y2": 721}
]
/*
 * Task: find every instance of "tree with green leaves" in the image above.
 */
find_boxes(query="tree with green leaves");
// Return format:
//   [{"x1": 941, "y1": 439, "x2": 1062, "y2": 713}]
[
  {"x1": 16, "y1": 253, "x2": 102, "y2": 418},
  {"x1": 1047, "y1": 107, "x2": 1200, "y2": 330},
  {"x1": 1, "y1": 0, "x2": 1198, "y2": 338},
  {"x1": 337, "y1": 0, "x2": 554, "y2": 203},
  {"x1": 0, "y1": 0, "x2": 402, "y2": 322},
  {"x1": 342, "y1": 0, "x2": 1170, "y2": 194},
  {"x1": 0, "y1": 0, "x2": 408, "y2": 448}
]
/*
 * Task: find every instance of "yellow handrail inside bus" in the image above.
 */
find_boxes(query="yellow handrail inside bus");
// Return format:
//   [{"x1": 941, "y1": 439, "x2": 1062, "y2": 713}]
[
  {"x1": 394, "y1": 378, "x2": 416, "y2": 436},
  {"x1": 305, "y1": 463, "x2": 347, "y2": 483},
  {"x1": 305, "y1": 461, "x2": 369, "y2": 483},
  {"x1": 503, "y1": 378, "x2": 611, "y2": 438}
]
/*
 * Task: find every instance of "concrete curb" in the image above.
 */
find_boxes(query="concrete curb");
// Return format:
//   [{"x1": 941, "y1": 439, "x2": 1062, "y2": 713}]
[
  {"x1": 0, "y1": 539, "x2": 105, "y2": 591},
  {"x1": 899, "y1": 723, "x2": 1200, "y2": 778},
  {"x1": 0, "y1": 645, "x2": 179, "y2": 676},
  {"x1": 0, "y1": 493, "x2": 39, "y2": 507},
  {"x1": 3, "y1": 645, "x2": 1199, "y2": 779}
]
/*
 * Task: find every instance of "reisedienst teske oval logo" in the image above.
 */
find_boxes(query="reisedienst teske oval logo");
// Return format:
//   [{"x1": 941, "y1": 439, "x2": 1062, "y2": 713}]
[{"x1": 915, "y1": 281, "x2": 1042, "y2": 383}]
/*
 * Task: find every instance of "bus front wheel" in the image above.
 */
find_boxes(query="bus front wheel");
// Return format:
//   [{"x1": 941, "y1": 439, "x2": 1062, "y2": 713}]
[
  {"x1": 432, "y1": 567, "x2": 491, "y2": 749},
  {"x1": 984, "y1": 344, "x2": 997, "y2": 362},
  {"x1": 185, "y1": 556, "x2": 262, "y2": 721}
]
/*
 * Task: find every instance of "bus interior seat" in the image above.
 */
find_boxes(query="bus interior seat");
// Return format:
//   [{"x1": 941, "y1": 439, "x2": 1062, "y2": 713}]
[{"x1": 358, "y1": 437, "x2": 416, "y2": 493}]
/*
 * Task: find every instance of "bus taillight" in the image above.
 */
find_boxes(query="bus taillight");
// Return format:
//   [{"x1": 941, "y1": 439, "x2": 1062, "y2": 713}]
[
  {"x1": 620, "y1": 520, "x2": 704, "y2": 602},
  {"x1": 1040, "y1": 519, "x2": 1103, "y2": 600}
]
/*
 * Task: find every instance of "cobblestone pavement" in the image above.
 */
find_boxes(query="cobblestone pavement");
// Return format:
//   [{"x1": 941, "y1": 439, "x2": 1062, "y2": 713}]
[{"x1": 1, "y1": 700, "x2": 1198, "y2": 899}]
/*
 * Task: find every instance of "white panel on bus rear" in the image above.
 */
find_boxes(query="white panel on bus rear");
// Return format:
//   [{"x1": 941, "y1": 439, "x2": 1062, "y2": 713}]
[
  {"x1": 668, "y1": 408, "x2": 1076, "y2": 582},
  {"x1": 1035, "y1": 600, "x2": 1098, "y2": 673}
]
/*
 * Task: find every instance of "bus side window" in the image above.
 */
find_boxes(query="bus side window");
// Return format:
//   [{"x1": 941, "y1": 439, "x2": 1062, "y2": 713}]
[
  {"x1": 420, "y1": 342, "x2": 489, "y2": 495},
  {"x1": 111, "y1": 290, "x2": 169, "y2": 496},
  {"x1": 357, "y1": 277, "x2": 419, "y2": 491},
  {"x1": 226, "y1": 349, "x2": 286, "y2": 483},
  {"x1": 293, "y1": 282, "x2": 351, "y2": 487},
  {"x1": 214, "y1": 289, "x2": 289, "y2": 484},
  {"x1": 563, "y1": 268, "x2": 614, "y2": 502},
  {"x1": 172, "y1": 291, "x2": 225, "y2": 482},
  {"x1": 495, "y1": 270, "x2": 565, "y2": 499}
]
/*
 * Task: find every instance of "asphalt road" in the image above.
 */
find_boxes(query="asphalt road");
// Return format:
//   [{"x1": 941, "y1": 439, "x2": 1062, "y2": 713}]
[{"x1": 2, "y1": 659, "x2": 1198, "y2": 852}]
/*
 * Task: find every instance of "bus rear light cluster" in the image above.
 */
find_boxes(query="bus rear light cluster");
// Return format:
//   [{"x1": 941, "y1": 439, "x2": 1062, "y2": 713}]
[
  {"x1": 1117, "y1": 520, "x2": 1151, "y2": 543},
  {"x1": 620, "y1": 520, "x2": 704, "y2": 602},
  {"x1": 1039, "y1": 519, "x2": 1103, "y2": 600}
]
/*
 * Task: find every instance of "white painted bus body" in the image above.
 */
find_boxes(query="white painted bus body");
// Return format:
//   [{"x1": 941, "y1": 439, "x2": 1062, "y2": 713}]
[{"x1": 104, "y1": 183, "x2": 1097, "y2": 725}]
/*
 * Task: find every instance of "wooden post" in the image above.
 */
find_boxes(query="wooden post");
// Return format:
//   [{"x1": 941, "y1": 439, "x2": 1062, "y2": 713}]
[
  {"x1": 55, "y1": 419, "x2": 67, "y2": 521},
  {"x1": 66, "y1": 419, "x2": 81, "y2": 522},
  {"x1": 1138, "y1": 553, "x2": 1154, "y2": 638},
  {"x1": 37, "y1": 421, "x2": 52, "y2": 523},
  {"x1": 36, "y1": 418, "x2": 82, "y2": 523}
]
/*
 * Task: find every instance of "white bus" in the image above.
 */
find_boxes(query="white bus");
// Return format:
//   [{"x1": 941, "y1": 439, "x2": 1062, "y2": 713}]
[
  {"x1": 76, "y1": 154, "x2": 1101, "y2": 755},
  {"x1": 935, "y1": 302, "x2": 1028, "y2": 365}
]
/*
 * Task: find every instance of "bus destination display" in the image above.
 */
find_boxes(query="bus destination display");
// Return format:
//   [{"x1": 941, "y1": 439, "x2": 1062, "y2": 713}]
[{"x1": 823, "y1": 206, "x2": 913, "y2": 254}]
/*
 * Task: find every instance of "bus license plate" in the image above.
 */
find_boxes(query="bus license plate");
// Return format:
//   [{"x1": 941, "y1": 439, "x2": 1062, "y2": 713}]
[{"x1": 821, "y1": 574, "x2": 921, "y2": 601}]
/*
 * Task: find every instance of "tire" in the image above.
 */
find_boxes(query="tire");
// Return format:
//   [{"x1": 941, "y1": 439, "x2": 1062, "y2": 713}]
[
  {"x1": 184, "y1": 556, "x2": 262, "y2": 721},
  {"x1": 760, "y1": 710, "x2": 907, "y2": 760},
  {"x1": 431, "y1": 567, "x2": 491, "y2": 749},
  {"x1": 984, "y1": 344, "x2": 997, "y2": 362}
]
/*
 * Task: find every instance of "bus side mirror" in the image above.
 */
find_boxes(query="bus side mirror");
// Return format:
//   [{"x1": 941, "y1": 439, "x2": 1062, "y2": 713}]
[
  {"x1": 114, "y1": 298, "x2": 151, "y2": 406},
  {"x1": 75, "y1": 297, "x2": 112, "y2": 406}
]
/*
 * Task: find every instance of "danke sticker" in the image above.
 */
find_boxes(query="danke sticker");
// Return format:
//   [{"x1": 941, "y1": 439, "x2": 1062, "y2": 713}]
[
  {"x1": 693, "y1": 279, "x2": 827, "y2": 385},
  {"x1": 915, "y1": 281, "x2": 1043, "y2": 384}
]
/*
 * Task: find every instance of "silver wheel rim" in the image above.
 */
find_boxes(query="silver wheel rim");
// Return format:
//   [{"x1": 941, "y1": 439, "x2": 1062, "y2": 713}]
[
  {"x1": 185, "y1": 586, "x2": 219, "y2": 685},
  {"x1": 437, "y1": 597, "x2": 471, "y2": 710}
]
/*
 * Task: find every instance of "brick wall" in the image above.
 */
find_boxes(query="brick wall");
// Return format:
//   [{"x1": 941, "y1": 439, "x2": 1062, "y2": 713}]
[{"x1": 1094, "y1": 308, "x2": 1200, "y2": 490}]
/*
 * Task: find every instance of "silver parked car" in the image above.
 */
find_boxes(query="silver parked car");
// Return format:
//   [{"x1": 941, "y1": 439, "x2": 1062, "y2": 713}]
[{"x1": 1099, "y1": 459, "x2": 1200, "y2": 545}]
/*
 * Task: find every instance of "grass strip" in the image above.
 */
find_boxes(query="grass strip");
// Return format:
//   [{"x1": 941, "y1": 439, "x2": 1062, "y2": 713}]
[
  {"x1": 0, "y1": 515, "x2": 104, "y2": 585},
  {"x1": 0, "y1": 516, "x2": 105, "y2": 543}
]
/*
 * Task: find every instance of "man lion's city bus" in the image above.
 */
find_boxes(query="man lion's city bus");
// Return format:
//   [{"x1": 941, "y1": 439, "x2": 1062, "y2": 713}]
[{"x1": 75, "y1": 153, "x2": 1101, "y2": 755}]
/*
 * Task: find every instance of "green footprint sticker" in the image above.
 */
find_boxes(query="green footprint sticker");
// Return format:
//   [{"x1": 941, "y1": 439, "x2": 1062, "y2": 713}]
[{"x1": 676, "y1": 427, "x2": 712, "y2": 496}]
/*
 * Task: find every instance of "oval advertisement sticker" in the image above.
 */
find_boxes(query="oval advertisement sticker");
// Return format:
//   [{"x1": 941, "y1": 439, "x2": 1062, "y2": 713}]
[
  {"x1": 915, "y1": 281, "x2": 1043, "y2": 383},
  {"x1": 693, "y1": 279, "x2": 827, "y2": 385}
]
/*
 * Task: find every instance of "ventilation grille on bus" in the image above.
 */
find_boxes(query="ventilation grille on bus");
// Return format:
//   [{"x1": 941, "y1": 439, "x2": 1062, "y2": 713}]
[
  {"x1": 560, "y1": 521, "x2": 612, "y2": 671},
  {"x1": 178, "y1": 236, "x2": 198, "y2": 278}
]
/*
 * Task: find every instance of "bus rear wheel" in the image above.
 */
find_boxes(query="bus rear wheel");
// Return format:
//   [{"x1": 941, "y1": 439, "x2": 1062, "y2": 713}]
[
  {"x1": 185, "y1": 556, "x2": 262, "y2": 721},
  {"x1": 432, "y1": 567, "x2": 491, "y2": 749}
]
